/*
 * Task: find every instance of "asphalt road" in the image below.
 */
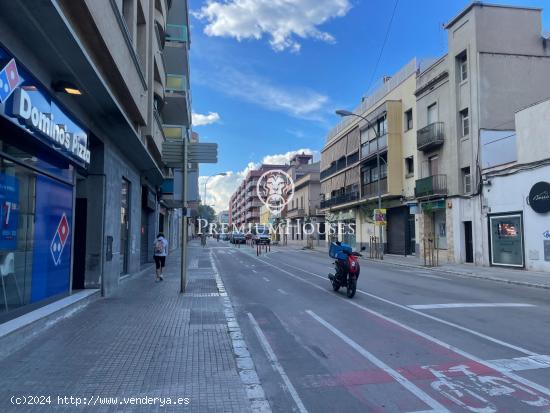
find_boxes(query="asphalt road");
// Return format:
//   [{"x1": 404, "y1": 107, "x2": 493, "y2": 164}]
[{"x1": 211, "y1": 241, "x2": 550, "y2": 413}]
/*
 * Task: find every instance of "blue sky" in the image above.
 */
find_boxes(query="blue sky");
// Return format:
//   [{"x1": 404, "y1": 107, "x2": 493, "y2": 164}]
[{"x1": 189, "y1": 0, "x2": 549, "y2": 211}]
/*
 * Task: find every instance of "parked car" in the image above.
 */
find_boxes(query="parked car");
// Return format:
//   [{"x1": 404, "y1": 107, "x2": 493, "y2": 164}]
[
  {"x1": 252, "y1": 225, "x2": 271, "y2": 245},
  {"x1": 230, "y1": 231, "x2": 246, "y2": 244}
]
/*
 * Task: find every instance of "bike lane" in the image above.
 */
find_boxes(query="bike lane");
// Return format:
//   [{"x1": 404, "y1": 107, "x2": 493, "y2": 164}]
[{"x1": 237, "y1": 248, "x2": 550, "y2": 413}]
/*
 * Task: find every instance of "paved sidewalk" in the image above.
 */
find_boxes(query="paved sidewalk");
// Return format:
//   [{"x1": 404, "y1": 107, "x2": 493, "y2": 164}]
[
  {"x1": 0, "y1": 241, "x2": 262, "y2": 412},
  {"x1": 274, "y1": 243, "x2": 550, "y2": 289}
]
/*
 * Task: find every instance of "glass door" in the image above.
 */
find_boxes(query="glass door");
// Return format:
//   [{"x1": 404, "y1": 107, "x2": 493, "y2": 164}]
[
  {"x1": 489, "y1": 214, "x2": 524, "y2": 267},
  {"x1": 120, "y1": 179, "x2": 130, "y2": 275}
]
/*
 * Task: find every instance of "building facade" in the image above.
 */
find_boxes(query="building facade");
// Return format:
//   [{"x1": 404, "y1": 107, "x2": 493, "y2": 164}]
[
  {"x1": 414, "y1": 2, "x2": 550, "y2": 265},
  {"x1": 320, "y1": 59, "x2": 420, "y2": 254},
  {"x1": 480, "y1": 98, "x2": 550, "y2": 271},
  {"x1": 0, "y1": 0, "x2": 193, "y2": 320}
]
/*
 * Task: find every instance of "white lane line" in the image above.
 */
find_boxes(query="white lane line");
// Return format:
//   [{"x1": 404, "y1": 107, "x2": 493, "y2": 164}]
[
  {"x1": 489, "y1": 355, "x2": 550, "y2": 372},
  {"x1": 252, "y1": 269, "x2": 258, "y2": 274},
  {"x1": 306, "y1": 310, "x2": 449, "y2": 412},
  {"x1": 263, "y1": 277, "x2": 270, "y2": 282},
  {"x1": 270, "y1": 259, "x2": 539, "y2": 357},
  {"x1": 277, "y1": 289, "x2": 289, "y2": 295},
  {"x1": 240, "y1": 252, "x2": 550, "y2": 399},
  {"x1": 247, "y1": 313, "x2": 309, "y2": 413},
  {"x1": 409, "y1": 303, "x2": 535, "y2": 310}
]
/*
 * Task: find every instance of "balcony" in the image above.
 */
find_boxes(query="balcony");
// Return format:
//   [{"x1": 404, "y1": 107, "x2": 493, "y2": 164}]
[
  {"x1": 286, "y1": 208, "x2": 306, "y2": 218},
  {"x1": 360, "y1": 134, "x2": 388, "y2": 160},
  {"x1": 417, "y1": 122, "x2": 444, "y2": 152},
  {"x1": 415, "y1": 175, "x2": 448, "y2": 198},
  {"x1": 320, "y1": 191, "x2": 359, "y2": 209},
  {"x1": 361, "y1": 178, "x2": 388, "y2": 199},
  {"x1": 166, "y1": 24, "x2": 188, "y2": 43}
]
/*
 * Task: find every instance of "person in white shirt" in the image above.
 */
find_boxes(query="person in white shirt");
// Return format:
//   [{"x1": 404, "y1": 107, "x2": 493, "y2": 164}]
[{"x1": 153, "y1": 233, "x2": 168, "y2": 281}]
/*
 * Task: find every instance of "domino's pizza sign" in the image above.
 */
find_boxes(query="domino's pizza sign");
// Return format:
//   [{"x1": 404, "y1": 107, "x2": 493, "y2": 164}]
[{"x1": 50, "y1": 214, "x2": 70, "y2": 266}]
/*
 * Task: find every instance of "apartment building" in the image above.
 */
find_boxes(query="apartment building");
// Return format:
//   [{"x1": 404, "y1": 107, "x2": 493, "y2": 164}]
[
  {"x1": 414, "y1": 2, "x2": 550, "y2": 264},
  {"x1": 229, "y1": 164, "x2": 285, "y2": 227},
  {"x1": 0, "y1": 0, "x2": 193, "y2": 319},
  {"x1": 320, "y1": 59, "x2": 419, "y2": 253}
]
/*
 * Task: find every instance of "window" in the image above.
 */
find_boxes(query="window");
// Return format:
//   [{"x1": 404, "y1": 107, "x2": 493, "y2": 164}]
[
  {"x1": 428, "y1": 155, "x2": 439, "y2": 176},
  {"x1": 377, "y1": 114, "x2": 388, "y2": 136},
  {"x1": 462, "y1": 167, "x2": 472, "y2": 194},
  {"x1": 457, "y1": 51, "x2": 468, "y2": 82},
  {"x1": 405, "y1": 156, "x2": 414, "y2": 176},
  {"x1": 427, "y1": 103, "x2": 438, "y2": 124},
  {"x1": 460, "y1": 108, "x2": 470, "y2": 137},
  {"x1": 405, "y1": 109, "x2": 413, "y2": 131}
]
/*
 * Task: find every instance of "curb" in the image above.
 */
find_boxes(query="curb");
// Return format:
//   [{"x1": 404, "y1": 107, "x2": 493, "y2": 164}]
[
  {"x1": 362, "y1": 257, "x2": 550, "y2": 290},
  {"x1": 210, "y1": 252, "x2": 272, "y2": 413}
]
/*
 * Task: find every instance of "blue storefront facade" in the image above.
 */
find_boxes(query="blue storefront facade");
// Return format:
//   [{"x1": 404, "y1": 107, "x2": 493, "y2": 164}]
[{"x1": 0, "y1": 45, "x2": 89, "y2": 319}]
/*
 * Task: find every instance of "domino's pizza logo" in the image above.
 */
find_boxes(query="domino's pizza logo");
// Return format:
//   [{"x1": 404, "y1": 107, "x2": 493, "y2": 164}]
[
  {"x1": 50, "y1": 213, "x2": 70, "y2": 266},
  {"x1": 0, "y1": 58, "x2": 22, "y2": 103}
]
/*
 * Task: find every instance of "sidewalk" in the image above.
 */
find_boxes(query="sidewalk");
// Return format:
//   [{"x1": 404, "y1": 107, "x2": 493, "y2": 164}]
[
  {"x1": 0, "y1": 241, "x2": 266, "y2": 412},
  {"x1": 274, "y1": 243, "x2": 550, "y2": 290}
]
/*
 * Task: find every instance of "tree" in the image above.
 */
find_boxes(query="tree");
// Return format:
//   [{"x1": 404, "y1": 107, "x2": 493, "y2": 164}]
[{"x1": 198, "y1": 204, "x2": 216, "y2": 223}]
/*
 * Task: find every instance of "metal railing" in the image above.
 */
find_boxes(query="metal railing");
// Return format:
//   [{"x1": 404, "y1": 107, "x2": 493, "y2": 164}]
[
  {"x1": 361, "y1": 178, "x2": 388, "y2": 199},
  {"x1": 417, "y1": 122, "x2": 445, "y2": 151},
  {"x1": 320, "y1": 191, "x2": 359, "y2": 209},
  {"x1": 414, "y1": 174, "x2": 448, "y2": 198}
]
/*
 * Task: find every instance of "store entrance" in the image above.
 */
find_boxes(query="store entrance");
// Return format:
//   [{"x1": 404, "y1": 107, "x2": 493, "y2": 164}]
[{"x1": 73, "y1": 198, "x2": 87, "y2": 289}]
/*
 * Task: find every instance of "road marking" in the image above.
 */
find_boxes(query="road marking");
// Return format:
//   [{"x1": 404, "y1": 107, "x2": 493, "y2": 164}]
[
  {"x1": 306, "y1": 310, "x2": 449, "y2": 412},
  {"x1": 489, "y1": 355, "x2": 550, "y2": 372},
  {"x1": 263, "y1": 277, "x2": 270, "y2": 282},
  {"x1": 270, "y1": 259, "x2": 539, "y2": 357},
  {"x1": 277, "y1": 289, "x2": 289, "y2": 295},
  {"x1": 409, "y1": 303, "x2": 535, "y2": 310},
  {"x1": 252, "y1": 269, "x2": 258, "y2": 273},
  {"x1": 237, "y1": 251, "x2": 550, "y2": 399},
  {"x1": 247, "y1": 313, "x2": 309, "y2": 413}
]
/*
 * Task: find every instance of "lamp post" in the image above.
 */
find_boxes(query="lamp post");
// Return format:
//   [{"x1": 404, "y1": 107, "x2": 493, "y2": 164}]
[{"x1": 336, "y1": 109, "x2": 385, "y2": 259}]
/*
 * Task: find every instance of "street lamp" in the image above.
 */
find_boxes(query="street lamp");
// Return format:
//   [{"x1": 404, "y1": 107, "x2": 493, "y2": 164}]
[
  {"x1": 336, "y1": 109, "x2": 385, "y2": 259},
  {"x1": 203, "y1": 172, "x2": 227, "y2": 208}
]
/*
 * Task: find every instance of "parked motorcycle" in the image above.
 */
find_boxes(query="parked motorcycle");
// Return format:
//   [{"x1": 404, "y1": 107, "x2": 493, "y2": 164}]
[{"x1": 328, "y1": 241, "x2": 362, "y2": 298}]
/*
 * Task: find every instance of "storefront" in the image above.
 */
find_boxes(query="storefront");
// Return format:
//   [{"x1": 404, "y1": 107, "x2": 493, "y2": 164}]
[{"x1": 0, "y1": 46, "x2": 89, "y2": 318}]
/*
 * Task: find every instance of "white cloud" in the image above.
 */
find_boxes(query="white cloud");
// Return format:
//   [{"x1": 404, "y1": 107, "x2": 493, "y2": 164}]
[
  {"x1": 194, "y1": 67, "x2": 328, "y2": 121},
  {"x1": 201, "y1": 148, "x2": 317, "y2": 212},
  {"x1": 192, "y1": 111, "x2": 221, "y2": 126},
  {"x1": 194, "y1": 0, "x2": 351, "y2": 52}
]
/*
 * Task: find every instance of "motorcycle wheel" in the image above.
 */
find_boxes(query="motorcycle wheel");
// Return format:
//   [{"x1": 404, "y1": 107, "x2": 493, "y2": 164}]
[{"x1": 347, "y1": 276, "x2": 357, "y2": 298}]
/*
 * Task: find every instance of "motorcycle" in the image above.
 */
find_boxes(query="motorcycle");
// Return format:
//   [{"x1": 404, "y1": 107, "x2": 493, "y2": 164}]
[{"x1": 328, "y1": 241, "x2": 362, "y2": 298}]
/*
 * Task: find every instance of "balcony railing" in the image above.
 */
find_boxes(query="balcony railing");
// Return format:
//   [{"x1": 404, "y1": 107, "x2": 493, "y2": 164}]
[
  {"x1": 417, "y1": 122, "x2": 445, "y2": 151},
  {"x1": 166, "y1": 74, "x2": 187, "y2": 93},
  {"x1": 320, "y1": 191, "x2": 359, "y2": 209},
  {"x1": 415, "y1": 174, "x2": 448, "y2": 198},
  {"x1": 360, "y1": 134, "x2": 388, "y2": 159},
  {"x1": 361, "y1": 178, "x2": 388, "y2": 199},
  {"x1": 166, "y1": 24, "x2": 188, "y2": 42}
]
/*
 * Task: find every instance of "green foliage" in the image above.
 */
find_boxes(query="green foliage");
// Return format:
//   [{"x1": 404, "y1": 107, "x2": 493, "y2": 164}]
[{"x1": 198, "y1": 204, "x2": 216, "y2": 222}]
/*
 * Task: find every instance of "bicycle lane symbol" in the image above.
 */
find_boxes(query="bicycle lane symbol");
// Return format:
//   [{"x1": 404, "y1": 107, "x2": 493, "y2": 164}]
[{"x1": 423, "y1": 362, "x2": 550, "y2": 412}]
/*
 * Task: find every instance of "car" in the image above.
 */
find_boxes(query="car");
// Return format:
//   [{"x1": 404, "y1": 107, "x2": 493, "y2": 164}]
[
  {"x1": 230, "y1": 231, "x2": 246, "y2": 244},
  {"x1": 252, "y1": 225, "x2": 271, "y2": 245}
]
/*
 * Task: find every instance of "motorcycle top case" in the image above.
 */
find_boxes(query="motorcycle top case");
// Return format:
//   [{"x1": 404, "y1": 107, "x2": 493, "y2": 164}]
[{"x1": 329, "y1": 242, "x2": 352, "y2": 260}]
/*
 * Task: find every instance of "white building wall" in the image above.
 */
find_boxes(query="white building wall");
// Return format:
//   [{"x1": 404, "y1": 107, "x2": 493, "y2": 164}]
[{"x1": 482, "y1": 166, "x2": 550, "y2": 272}]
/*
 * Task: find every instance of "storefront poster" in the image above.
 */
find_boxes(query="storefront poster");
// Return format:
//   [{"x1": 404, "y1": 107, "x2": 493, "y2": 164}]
[
  {"x1": 0, "y1": 173, "x2": 19, "y2": 250},
  {"x1": 31, "y1": 175, "x2": 72, "y2": 302},
  {"x1": 489, "y1": 214, "x2": 524, "y2": 267}
]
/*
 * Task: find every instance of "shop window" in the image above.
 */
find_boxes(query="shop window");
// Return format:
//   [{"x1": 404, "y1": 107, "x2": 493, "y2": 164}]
[{"x1": 490, "y1": 214, "x2": 524, "y2": 267}]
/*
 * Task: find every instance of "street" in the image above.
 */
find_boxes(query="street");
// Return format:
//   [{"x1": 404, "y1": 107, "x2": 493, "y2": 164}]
[{"x1": 212, "y1": 241, "x2": 550, "y2": 413}]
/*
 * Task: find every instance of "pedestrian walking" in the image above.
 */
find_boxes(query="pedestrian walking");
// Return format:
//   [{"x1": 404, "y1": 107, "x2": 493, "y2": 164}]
[
  {"x1": 200, "y1": 233, "x2": 207, "y2": 248},
  {"x1": 153, "y1": 232, "x2": 168, "y2": 281}
]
